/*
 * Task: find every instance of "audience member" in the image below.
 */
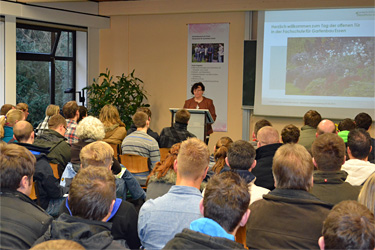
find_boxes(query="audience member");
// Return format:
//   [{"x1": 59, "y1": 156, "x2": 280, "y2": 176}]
[
  {"x1": 127, "y1": 107, "x2": 160, "y2": 144},
  {"x1": 342, "y1": 129, "x2": 375, "y2": 185},
  {"x1": 319, "y1": 200, "x2": 374, "y2": 250},
  {"x1": 0, "y1": 109, "x2": 24, "y2": 143},
  {"x1": 337, "y1": 118, "x2": 356, "y2": 143},
  {"x1": 33, "y1": 114, "x2": 71, "y2": 176},
  {"x1": 34, "y1": 167, "x2": 127, "y2": 249},
  {"x1": 246, "y1": 143, "x2": 332, "y2": 249},
  {"x1": 13, "y1": 121, "x2": 68, "y2": 215},
  {"x1": 281, "y1": 124, "x2": 300, "y2": 144},
  {"x1": 251, "y1": 126, "x2": 282, "y2": 190},
  {"x1": 35, "y1": 104, "x2": 60, "y2": 136},
  {"x1": 226, "y1": 140, "x2": 269, "y2": 205},
  {"x1": 138, "y1": 138, "x2": 209, "y2": 250},
  {"x1": 310, "y1": 133, "x2": 360, "y2": 204},
  {"x1": 159, "y1": 109, "x2": 196, "y2": 148},
  {"x1": 210, "y1": 136, "x2": 233, "y2": 173},
  {"x1": 316, "y1": 119, "x2": 337, "y2": 136},
  {"x1": 146, "y1": 143, "x2": 181, "y2": 200},
  {"x1": 100, "y1": 104, "x2": 127, "y2": 145},
  {"x1": 0, "y1": 104, "x2": 15, "y2": 117},
  {"x1": 77, "y1": 106, "x2": 87, "y2": 123},
  {"x1": 163, "y1": 172, "x2": 250, "y2": 249},
  {"x1": 63, "y1": 101, "x2": 80, "y2": 144},
  {"x1": 251, "y1": 119, "x2": 272, "y2": 148},
  {"x1": 16, "y1": 102, "x2": 29, "y2": 120},
  {"x1": 299, "y1": 110, "x2": 321, "y2": 150},
  {"x1": 0, "y1": 143, "x2": 53, "y2": 249},
  {"x1": 358, "y1": 172, "x2": 375, "y2": 214},
  {"x1": 31, "y1": 240, "x2": 84, "y2": 250},
  {"x1": 354, "y1": 112, "x2": 375, "y2": 162}
]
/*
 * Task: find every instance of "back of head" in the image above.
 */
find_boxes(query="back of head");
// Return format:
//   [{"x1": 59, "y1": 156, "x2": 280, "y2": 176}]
[
  {"x1": 348, "y1": 128, "x2": 371, "y2": 160},
  {"x1": 354, "y1": 112, "x2": 372, "y2": 131},
  {"x1": 30, "y1": 240, "x2": 85, "y2": 250},
  {"x1": 0, "y1": 109, "x2": 24, "y2": 138},
  {"x1": 322, "y1": 200, "x2": 375, "y2": 250},
  {"x1": 48, "y1": 114, "x2": 67, "y2": 130},
  {"x1": 132, "y1": 111, "x2": 148, "y2": 128},
  {"x1": 13, "y1": 121, "x2": 34, "y2": 142},
  {"x1": 203, "y1": 171, "x2": 250, "y2": 233},
  {"x1": 273, "y1": 143, "x2": 313, "y2": 191},
  {"x1": 215, "y1": 136, "x2": 233, "y2": 152},
  {"x1": 358, "y1": 173, "x2": 375, "y2": 215},
  {"x1": 257, "y1": 126, "x2": 279, "y2": 146},
  {"x1": 76, "y1": 116, "x2": 105, "y2": 141},
  {"x1": 227, "y1": 140, "x2": 256, "y2": 170},
  {"x1": 338, "y1": 118, "x2": 356, "y2": 131},
  {"x1": 175, "y1": 109, "x2": 190, "y2": 124},
  {"x1": 45, "y1": 104, "x2": 60, "y2": 117},
  {"x1": 317, "y1": 119, "x2": 337, "y2": 135},
  {"x1": 304, "y1": 110, "x2": 322, "y2": 128},
  {"x1": 68, "y1": 166, "x2": 116, "y2": 221},
  {"x1": 0, "y1": 104, "x2": 15, "y2": 116},
  {"x1": 148, "y1": 143, "x2": 181, "y2": 181},
  {"x1": 281, "y1": 124, "x2": 300, "y2": 144},
  {"x1": 77, "y1": 106, "x2": 88, "y2": 123},
  {"x1": 16, "y1": 103, "x2": 28, "y2": 112},
  {"x1": 211, "y1": 137, "x2": 233, "y2": 174},
  {"x1": 62, "y1": 101, "x2": 78, "y2": 119},
  {"x1": 137, "y1": 107, "x2": 152, "y2": 119},
  {"x1": 99, "y1": 104, "x2": 124, "y2": 127},
  {"x1": 177, "y1": 138, "x2": 209, "y2": 179},
  {"x1": 311, "y1": 133, "x2": 345, "y2": 171},
  {"x1": 80, "y1": 141, "x2": 114, "y2": 168},
  {"x1": 254, "y1": 119, "x2": 272, "y2": 138},
  {"x1": 0, "y1": 143, "x2": 35, "y2": 190}
]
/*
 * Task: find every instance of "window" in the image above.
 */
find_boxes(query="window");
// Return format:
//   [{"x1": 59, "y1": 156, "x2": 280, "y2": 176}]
[{"x1": 0, "y1": 19, "x2": 4, "y2": 106}]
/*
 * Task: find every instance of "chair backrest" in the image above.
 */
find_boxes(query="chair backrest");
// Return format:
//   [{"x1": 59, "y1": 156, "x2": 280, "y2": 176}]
[
  {"x1": 109, "y1": 143, "x2": 120, "y2": 161},
  {"x1": 49, "y1": 163, "x2": 60, "y2": 179},
  {"x1": 29, "y1": 181, "x2": 41, "y2": 206},
  {"x1": 119, "y1": 154, "x2": 149, "y2": 173},
  {"x1": 159, "y1": 147, "x2": 170, "y2": 162},
  {"x1": 235, "y1": 225, "x2": 248, "y2": 248}
]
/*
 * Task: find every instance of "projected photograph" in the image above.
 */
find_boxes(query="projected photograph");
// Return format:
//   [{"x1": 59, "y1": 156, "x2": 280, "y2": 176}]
[
  {"x1": 192, "y1": 43, "x2": 224, "y2": 63},
  {"x1": 285, "y1": 37, "x2": 374, "y2": 97}
]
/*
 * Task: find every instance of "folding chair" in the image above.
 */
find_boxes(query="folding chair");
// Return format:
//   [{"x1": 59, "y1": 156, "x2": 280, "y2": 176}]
[
  {"x1": 159, "y1": 147, "x2": 170, "y2": 162},
  {"x1": 119, "y1": 154, "x2": 149, "y2": 188}
]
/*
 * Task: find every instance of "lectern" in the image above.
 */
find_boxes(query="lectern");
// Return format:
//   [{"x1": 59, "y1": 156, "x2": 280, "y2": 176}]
[{"x1": 169, "y1": 108, "x2": 214, "y2": 142}]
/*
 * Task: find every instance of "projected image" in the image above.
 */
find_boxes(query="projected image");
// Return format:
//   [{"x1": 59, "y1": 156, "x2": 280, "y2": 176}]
[
  {"x1": 285, "y1": 37, "x2": 374, "y2": 97},
  {"x1": 192, "y1": 43, "x2": 224, "y2": 63}
]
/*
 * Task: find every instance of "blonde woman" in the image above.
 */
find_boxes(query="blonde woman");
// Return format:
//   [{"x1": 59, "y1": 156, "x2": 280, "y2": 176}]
[
  {"x1": 0, "y1": 109, "x2": 24, "y2": 143},
  {"x1": 36, "y1": 104, "x2": 60, "y2": 136},
  {"x1": 99, "y1": 104, "x2": 126, "y2": 145},
  {"x1": 358, "y1": 172, "x2": 375, "y2": 215}
]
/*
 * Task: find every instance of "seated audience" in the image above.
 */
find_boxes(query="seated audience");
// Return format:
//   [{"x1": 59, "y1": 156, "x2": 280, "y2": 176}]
[
  {"x1": 33, "y1": 114, "x2": 71, "y2": 176},
  {"x1": 251, "y1": 126, "x2": 282, "y2": 190},
  {"x1": 246, "y1": 143, "x2": 332, "y2": 249},
  {"x1": 226, "y1": 140, "x2": 269, "y2": 205},
  {"x1": 35, "y1": 104, "x2": 60, "y2": 136},
  {"x1": 316, "y1": 119, "x2": 337, "y2": 136},
  {"x1": 100, "y1": 104, "x2": 127, "y2": 145},
  {"x1": 16, "y1": 102, "x2": 29, "y2": 121},
  {"x1": 210, "y1": 136, "x2": 233, "y2": 173},
  {"x1": 163, "y1": 171, "x2": 250, "y2": 250},
  {"x1": 0, "y1": 104, "x2": 15, "y2": 118},
  {"x1": 342, "y1": 128, "x2": 375, "y2": 185},
  {"x1": 159, "y1": 109, "x2": 196, "y2": 148},
  {"x1": 0, "y1": 143, "x2": 53, "y2": 249},
  {"x1": 77, "y1": 106, "x2": 87, "y2": 123},
  {"x1": 146, "y1": 143, "x2": 181, "y2": 200},
  {"x1": 319, "y1": 200, "x2": 374, "y2": 250},
  {"x1": 63, "y1": 101, "x2": 80, "y2": 144},
  {"x1": 34, "y1": 167, "x2": 127, "y2": 249},
  {"x1": 354, "y1": 112, "x2": 375, "y2": 162},
  {"x1": 13, "y1": 121, "x2": 68, "y2": 215},
  {"x1": 310, "y1": 133, "x2": 361, "y2": 204},
  {"x1": 0, "y1": 109, "x2": 24, "y2": 143},
  {"x1": 251, "y1": 119, "x2": 272, "y2": 148},
  {"x1": 127, "y1": 107, "x2": 160, "y2": 144},
  {"x1": 59, "y1": 141, "x2": 141, "y2": 249},
  {"x1": 138, "y1": 138, "x2": 209, "y2": 250},
  {"x1": 281, "y1": 124, "x2": 300, "y2": 144},
  {"x1": 337, "y1": 118, "x2": 356, "y2": 143},
  {"x1": 358, "y1": 172, "x2": 375, "y2": 214},
  {"x1": 299, "y1": 110, "x2": 321, "y2": 151}
]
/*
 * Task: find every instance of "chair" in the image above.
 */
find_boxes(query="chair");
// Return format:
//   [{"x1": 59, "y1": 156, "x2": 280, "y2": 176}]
[
  {"x1": 235, "y1": 225, "x2": 248, "y2": 249},
  {"x1": 119, "y1": 154, "x2": 149, "y2": 187},
  {"x1": 159, "y1": 147, "x2": 170, "y2": 162},
  {"x1": 49, "y1": 163, "x2": 60, "y2": 179},
  {"x1": 29, "y1": 181, "x2": 41, "y2": 206},
  {"x1": 109, "y1": 143, "x2": 121, "y2": 162}
]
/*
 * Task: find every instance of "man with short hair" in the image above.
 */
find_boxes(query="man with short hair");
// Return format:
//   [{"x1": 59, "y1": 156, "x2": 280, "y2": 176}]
[
  {"x1": 163, "y1": 171, "x2": 250, "y2": 249},
  {"x1": 63, "y1": 101, "x2": 80, "y2": 144},
  {"x1": 299, "y1": 110, "x2": 322, "y2": 150},
  {"x1": 122, "y1": 111, "x2": 160, "y2": 170},
  {"x1": 226, "y1": 140, "x2": 269, "y2": 205},
  {"x1": 127, "y1": 107, "x2": 160, "y2": 144},
  {"x1": 251, "y1": 126, "x2": 282, "y2": 190},
  {"x1": 251, "y1": 119, "x2": 272, "y2": 148},
  {"x1": 0, "y1": 104, "x2": 15, "y2": 118},
  {"x1": 34, "y1": 167, "x2": 126, "y2": 249},
  {"x1": 316, "y1": 119, "x2": 337, "y2": 136},
  {"x1": 13, "y1": 121, "x2": 68, "y2": 213},
  {"x1": 319, "y1": 200, "x2": 375, "y2": 250},
  {"x1": 33, "y1": 114, "x2": 71, "y2": 176},
  {"x1": 138, "y1": 138, "x2": 209, "y2": 250},
  {"x1": 341, "y1": 128, "x2": 375, "y2": 185},
  {"x1": 354, "y1": 112, "x2": 375, "y2": 162},
  {"x1": 246, "y1": 144, "x2": 332, "y2": 249},
  {"x1": 281, "y1": 124, "x2": 300, "y2": 144},
  {"x1": 159, "y1": 109, "x2": 196, "y2": 148},
  {"x1": 0, "y1": 143, "x2": 53, "y2": 249},
  {"x1": 310, "y1": 133, "x2": 361, "y2": 204}
]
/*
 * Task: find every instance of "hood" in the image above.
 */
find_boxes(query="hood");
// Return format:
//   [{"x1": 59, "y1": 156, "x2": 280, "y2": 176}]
[{"x1": 148, "y1": 169, "x2": 177, "y2": 185}]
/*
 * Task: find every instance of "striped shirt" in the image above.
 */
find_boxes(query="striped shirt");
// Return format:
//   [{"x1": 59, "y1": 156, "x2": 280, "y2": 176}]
[{"x1": 121, "y1": 131, "x2": 160, "y2": 170}]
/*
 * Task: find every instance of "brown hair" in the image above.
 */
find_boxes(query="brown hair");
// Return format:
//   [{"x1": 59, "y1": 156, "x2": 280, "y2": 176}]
[
  {"x1": 338, "y1": 118, "x2": 356, "y2": 131},
  {"x1": 99, "y1": 104, "x2": 125, "y2": 127},
  {"x1": 68, "y1": 166, "x2": 116, "y2": 221},
  {"x1": 16, "y1": 103, "x2": 28, "y2": 112},
  {"x1": 45, "y1": 104, "x2": 60, "y2": 117},
  {"x1": 48, "y1": 114, "x2": 67, "y2": 130},
  {"x1": 273, "y1": 143, "x2": 313, "y2": 191},
  {"x1": 211, "y1": 137, "x2": 233, "y2": 174},
  {"x1": 132, "y1": 111, "x2": 148, "y2": 128},
  {"x1": 227, "y1": 140, "x2": 256, "y2": 171},
  {"x1": 80, "y1": 141, "x2": 114, "y2": 168},
  {"x1": 13, "y1": 121, "x2": 34, "y2": 143},
  {"x1": 347, "y1": 128, "x2": 372, "y2": 160},
  {"x1": 0, "y1": 143, "x2": 35, "y2": 190},
  {"x1": 281, "y1": 124, "x2": 300, "y2": 144},
  {"x1": 137, "y1": 107, "x2": 152, "y2": 119},
  {"x1": 254, "y1": 119, "x2": 272, "y2": 138},
  {"x1": 312, "y1": 133, "x2": 345, "y2": 171},
  {"x1": 354, "y1": 112, "x2": 372, "y2": 131},
  {"x1": 62, "y1": 101, "x2": 78, "y2": 119},
  {"x1": 30, "y1": 240, "x2": 85, "y2": 250},
  {"x1": 303, "y1": 110, "x2": 322, "y2": 128},
  {"x1": 0, "y1": 104, "x2": 15, "y2": 116},
  {"x1": 0, "y1": 109, "x2": 24, "y2": 138},
  {"x1": 175, "y1": 109, "x2": 190, "y2": 124}
]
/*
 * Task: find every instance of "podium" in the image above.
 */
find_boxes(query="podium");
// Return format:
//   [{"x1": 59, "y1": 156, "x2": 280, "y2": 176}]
[{"x1": 169, "y1": 108, "x2": 214, "y2": 142}]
